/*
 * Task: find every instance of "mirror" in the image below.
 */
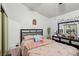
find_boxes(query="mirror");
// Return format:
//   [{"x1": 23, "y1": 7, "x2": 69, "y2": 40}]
[{"x1": 58, "y1": 20, "x2": 79, "y2": 39}]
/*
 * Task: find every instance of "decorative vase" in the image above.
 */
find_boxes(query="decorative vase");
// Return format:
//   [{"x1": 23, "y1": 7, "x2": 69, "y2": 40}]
[{"x1": 47, "y1": 27, "x2": 51, "y2": 39}]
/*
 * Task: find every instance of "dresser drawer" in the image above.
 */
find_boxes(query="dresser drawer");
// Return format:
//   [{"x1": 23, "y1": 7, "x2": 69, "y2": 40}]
[
  {"x1": 71, "y1": 41, "x2": 79, "y2": 46},
  {"x1": 61, "y1": 39, "x2": 69, "y2": 43}
]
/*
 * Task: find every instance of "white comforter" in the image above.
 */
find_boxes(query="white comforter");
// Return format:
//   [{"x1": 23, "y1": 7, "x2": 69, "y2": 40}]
[{"x1": 28, "y1": 40, "x2": 79, "y2": 56}]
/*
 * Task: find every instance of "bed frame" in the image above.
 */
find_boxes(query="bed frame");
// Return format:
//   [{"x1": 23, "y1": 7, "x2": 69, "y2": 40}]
[{"x1": 20, "y1": 29, "x2": 43, "y2": 56}]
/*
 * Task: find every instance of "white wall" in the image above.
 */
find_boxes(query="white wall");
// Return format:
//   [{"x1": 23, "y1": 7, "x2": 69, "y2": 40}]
[
  {"x1": 8, "y1": 18, "x2": 22, "y2": 49},
  {"x1": 49, "y1": 17, "x2": 59, "y2": 37},
  {"x1": 19, "y1": 11, "x2": 50, "y2": 38},
  {"x1": 3, "y1": 3, "x2": 49, "y2": 38}
]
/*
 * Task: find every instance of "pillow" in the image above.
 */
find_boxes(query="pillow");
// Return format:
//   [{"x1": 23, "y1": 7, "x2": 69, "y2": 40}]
[
  {"x1": 23, "y1": 35, "x2": 34, "y2": 40},
  {"x1": 34, "y1": 35, "x2": 42, "y2": 42}
]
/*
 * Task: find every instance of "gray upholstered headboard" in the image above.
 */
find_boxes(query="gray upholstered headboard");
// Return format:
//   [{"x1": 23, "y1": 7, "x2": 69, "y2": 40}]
[{"x1": 20, "y1": 29, "x2": 43, "y2": 44}]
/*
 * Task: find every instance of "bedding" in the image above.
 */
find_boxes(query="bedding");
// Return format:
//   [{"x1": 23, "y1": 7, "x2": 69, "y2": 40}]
[
  {"x1": 21, "y1": 37, "x2": 79, "y2": 56},
  {"x1": 28, "y1": 40, "x2": 79, "y2": 56},
  {"x1": 22, "y1": 38, "x2": 48, "y2": 50},
  {"x1": 23, "y1": 39, "x2": 36, "y2": 50}
]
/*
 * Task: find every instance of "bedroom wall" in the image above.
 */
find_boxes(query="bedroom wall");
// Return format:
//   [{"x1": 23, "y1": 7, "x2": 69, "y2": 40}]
[
  {"x1": 49, "y1": 9, "x2": 79, "y2": 36},
  {"x1": 20, "y1": 11, "x2": 50, "y2": 38},
  {"x1": 8, "y1": 18, "x2": 22, "y2": 49},
  {"x1": 2, "y1": 3, "x2": 49, "y2": 38},
  {"x1": 48, "y1": 17, "x2": 59, "y2": 37}
]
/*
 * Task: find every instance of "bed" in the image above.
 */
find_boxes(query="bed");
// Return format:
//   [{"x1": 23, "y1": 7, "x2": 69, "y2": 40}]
[{"x1": 20, "y1": 29, "x2": 79, "y2": 56}]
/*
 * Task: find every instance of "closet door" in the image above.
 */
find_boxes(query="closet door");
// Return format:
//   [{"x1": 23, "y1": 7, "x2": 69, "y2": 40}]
[
  {"x1": 0, "y1": 9, "x2": 2, "y2": 56},
  {"x1": 2, "y1": 10, "x2": 8, "y2": 56}
]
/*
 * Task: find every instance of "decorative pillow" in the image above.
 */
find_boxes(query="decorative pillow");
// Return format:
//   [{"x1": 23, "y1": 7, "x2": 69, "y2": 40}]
[
  {"x1": 34, "y1": 37, "x2": 48, "y2": 47},
  {"x1": 23, "y1": 35, "x2": 34, "y2": 40},
  {"x1": 34, "y1": 35, "x2": 42, "y2": 42}
]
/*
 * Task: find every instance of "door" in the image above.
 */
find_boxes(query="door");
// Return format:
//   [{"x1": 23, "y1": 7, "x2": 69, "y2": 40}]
[
  {"x1": 2, "y1": 12, "x2": 8, "y2": 55},
  {"x1": 2, "y1": 7, "x2": 8, "y2": 56}
]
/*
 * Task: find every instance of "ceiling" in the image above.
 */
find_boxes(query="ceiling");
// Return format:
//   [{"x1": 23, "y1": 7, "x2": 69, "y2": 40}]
[{"x1": 23, "y1": 3, "x2": 79, "y2": 18}]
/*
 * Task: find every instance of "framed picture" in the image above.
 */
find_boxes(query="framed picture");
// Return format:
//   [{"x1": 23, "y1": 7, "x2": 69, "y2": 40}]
[{"x1": 32, "y1": 19, "x2": 37, "y2": 25}]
